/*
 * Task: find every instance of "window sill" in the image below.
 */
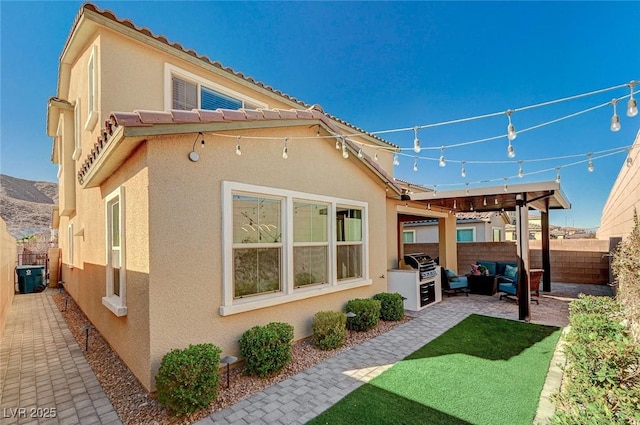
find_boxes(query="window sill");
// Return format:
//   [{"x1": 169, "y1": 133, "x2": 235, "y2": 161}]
[
  {"x1": 219, "y1": 278, "x2": 372, "y2": 316},
  {"x1": 102, "y1": 296, "x2": 127, "y2": 317},
  {"x1": 85, "y1": 111, "x2": 99, "y2": 131}
]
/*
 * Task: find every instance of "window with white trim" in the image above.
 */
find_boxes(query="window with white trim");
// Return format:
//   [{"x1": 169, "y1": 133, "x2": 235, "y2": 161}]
[
  {"x1": 222, "y1": 182, "x2": 369, "y2": 315},
  {"x1": 456, "y1": 227, "x2": 476, "y2": 242},
  {"x1": 402, "y1": 230, "x2": 416, "y2": 243},
  {"x1": 165, "y1": 64, "x2": 266, "y2": 111},
  {"x1": 85, "y1": 46, "x2": 98, "y2": 130},
  {"x1": 102, "y1": 187, "x2": 127, "y2": 316},
  {"x1": 73, "y1": 98, "x2": 82, "y2": 160},
  {"x1": 492, "y1": 228, "x2": 502, "y2": 242}
]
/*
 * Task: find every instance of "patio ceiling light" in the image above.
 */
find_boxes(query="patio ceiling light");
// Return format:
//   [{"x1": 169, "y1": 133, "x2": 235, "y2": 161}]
[
  {"x1": 610, "y1": 99, "x2": 621, "y2": 132},
  {"x1": 627, "y1": 81, "x2": 638, "y2": 117}
]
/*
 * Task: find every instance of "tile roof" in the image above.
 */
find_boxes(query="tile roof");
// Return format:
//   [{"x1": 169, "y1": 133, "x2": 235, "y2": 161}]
[
  {"x1": 71, "y1": 3, "x2": 397, "y2": 149},
  {"x1": 77, "y1": 106, "x2": 403, "y2": 196}
]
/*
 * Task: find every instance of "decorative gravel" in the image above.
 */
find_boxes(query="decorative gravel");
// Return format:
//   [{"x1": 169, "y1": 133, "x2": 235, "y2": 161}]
[{"x1": 51, "y1": 291, "x2": 411, "y2": 425}]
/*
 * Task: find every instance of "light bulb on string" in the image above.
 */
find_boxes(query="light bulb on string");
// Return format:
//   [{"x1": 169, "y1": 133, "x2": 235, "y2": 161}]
[
  {"x1": 503, "y1": 177, "x2": 508, "y2": 192},
  {"x1": 627, "y1": 81, "x2": 638, "y2": 117},
  {"x1": 506, "y1": 110, "x2": 517, "y2": 141},
  {"x1": 610, "y1": 99, "x2": 621, "y2": 132},
  {"x1": 427, "y1": 203, "x2": 431, "y2": 210},
  {"x1": 555, "y1": 167, "x2": 561, "y2": 184},
  {"x1": 282, "y1": 137, "x2": 289, "y2": 159},
  {"x1": 374, "y1": 151, "x2": 379, "y2": 161},
  {"x1": 393, "y1": 153, "x2": 399, "y2": 166},
  {"x1": 465, "y1": 183, "x2": 470, "y2": 195},
  {"x1": 413, "y1": 127, "x2": 421, "y2": 153},
  {"x1": 587, "y1": 153, "x2": 594, "y2": 172},
  {"x1": 495, "y1": 197, "x2": 499, "y2": 205},
  {"x1": 453, "y1": 199, "x2": 457, "y2": 210},
  {"x1": 433, "y1": 185, "x2": 438, "y2": 196},
  {"x1": 335, "y1": 137, "x2": 341, "y2": 150},
  {"x1": 413, "y1": 157, "x2": 418, "y2": 172},
  {"x1": 461, "y1": 161, "x2": 466, "y2": 178},
  {"x1": 483, "y1": 197, "x2": 487, "y2": 206},
  {"x1": 438, "y1": 146, "x2": 446, "y2": 167},
  {"x1": 507, "y1": 140, "x2": 516, "y2": 158},
  {"x1": 235, "y1": 136, "x2": 242, "y2": 156},
  {"x1": 342, "y1": 138, "x2": 349, "y2": 159},
  {"x1": 626, "y1": 149, "x2": 633, "y2": 167},
  {"x1": 518, "y1": 161, "x2": 524, "y2": 178},
  {"x1": 357, "y1": 146, "x2": 363, "y2": 159}
]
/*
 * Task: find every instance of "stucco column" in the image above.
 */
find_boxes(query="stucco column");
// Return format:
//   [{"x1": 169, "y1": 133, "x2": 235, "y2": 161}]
[{"x1": 438, "y1": 215, "x2": 458, "y2": 273}]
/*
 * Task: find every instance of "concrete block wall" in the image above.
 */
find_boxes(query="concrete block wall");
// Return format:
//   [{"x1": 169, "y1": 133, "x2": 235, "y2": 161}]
[
  {"x1": 0, "y1": 218, "x2": 17, "y2": 339},
  {"x1": 405, "y1": 239, "x2": 610, "y2": 285}
]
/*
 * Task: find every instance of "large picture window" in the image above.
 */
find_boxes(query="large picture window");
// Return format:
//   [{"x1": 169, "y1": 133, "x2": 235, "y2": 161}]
[{"x1": 222, "y1": 182, "x2": 369, "y2": 315}]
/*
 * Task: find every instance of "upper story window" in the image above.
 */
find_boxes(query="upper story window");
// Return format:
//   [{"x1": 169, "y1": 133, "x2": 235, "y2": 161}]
[
  {"x1": 165, "y1": 63, "x2": 267, "y2": 111},
  {"x1": 85, "y1": 45, "x2": 99, "y2": 130},
  {"x1": 73, "y1": 98, "x2": 82, "y2": 160}
]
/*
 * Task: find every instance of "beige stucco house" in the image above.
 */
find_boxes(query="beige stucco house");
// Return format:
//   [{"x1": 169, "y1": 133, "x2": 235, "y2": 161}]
[
  {"x1": 403, "y1": 212, "x2": 510, "y2": 243},
  {"x1": 46, "y1": 3, "x2": 461, "y2": 391}
]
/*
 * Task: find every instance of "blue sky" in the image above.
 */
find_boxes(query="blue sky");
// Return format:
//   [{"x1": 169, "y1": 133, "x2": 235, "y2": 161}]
[{"x1": 1, "y1": 1, "x2": 639, "y2": 229}]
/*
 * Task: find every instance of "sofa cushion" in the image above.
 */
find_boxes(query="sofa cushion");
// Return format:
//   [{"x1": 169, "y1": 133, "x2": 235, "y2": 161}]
[
  {"x1": 496, "y1": 261, "x2": 518, "y2": 276},
  {"x1": 449, "y1": 278, "x2": 468, "y2": 290},
  {"x1": 504, "y1": 264, "x2": 518, "y2": 280},
  {"x1": 477, "y1": 260, "x2": 497, "y2": 276},
  {"x1": 498, "y1": 282, "x2": 517, "y2": 295},
  {"x1": 445, "y1": 268, "x2": 460, "y2": 281}
]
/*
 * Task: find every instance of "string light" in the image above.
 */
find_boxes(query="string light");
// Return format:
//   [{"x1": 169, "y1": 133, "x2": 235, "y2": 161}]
[
  {"x1": 503, "y1": 177, "x2": 508, "y2": 192},
  {"x1": 427, "y1": 202, "x2": 431, "y2": 210},
  {"x1": 357, "y1": 146, "x2": 364, "y2": 158},
  {"x1": 495, "y1": 197, "x2": 499, "y2": 205},
  {"x1": 507, "y1": 140, "x2": 516, "y2": 158},
  {"x1": 465, "y1": 182, "x2": 470, "y2": 195},
  {"x1": 393, "y1": 153, "x2": 399, "y2": 166},
  {"x1": 453, "y1": 199, "x2": 457, "y2": 209},
  {"x1": 555, "y1": 167, "x2": 561, "y2": 184},
  {"x1": 506, "y1": 110, "x2": 517, "y2": 141},
  {"x1": 483, "y1": 197, "x2": 487, "y2": 206},
  {"x1": 518, "y1": 161, "x2": 524, "y2": 178},
  {"x1": 433, "y1": 185, "x2": 438, "y2": 196},
  {"x1": 374, "y1": 151, "x2": 379, "y2": 161},
  {"x1": 438, "y1": 146, "x2": 446, "y2": 167},
  {"x1": 627, "y1": 148, "x2": 633, "y2": 167},
  {"x1": 470, "y1": 203, "x2": 474, "y2": 211},
  {"x1": 341, "y1": 138, "x2": 349, "y2": 159},
  {"x1": 628, "y1": 81, "x2": 638, "y2": 117},
  {"x1": 235, "y1": 136, "x2": 242, "y2": 156},
  {"x1": 282, "y1": 137, "x2": 289, "y2": 159},
  {"x1": 461, "y1": 161, "x2": 466, "y2": 178},
  {"x1": 588, "y1": 153, "x2": 594, "y2": 172},
  {"x1": 335, "y1": 137, "x2": 341, "y2": 150},
  {"x1": 413, "y1": 127, "x2": 421, "y2": 153},
  {"x1": 413, "y1": 157, "x2": 418, "y2": 172},
  {"x1": 610, "y1": 99, "x2": 621, "y2": 132}
]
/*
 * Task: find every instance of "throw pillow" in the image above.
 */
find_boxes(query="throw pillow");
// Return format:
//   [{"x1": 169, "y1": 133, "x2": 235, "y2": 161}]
[
  {"x1": 470, "y1": 264, "x2": 481, "y2": 276},
  {"x1": 445, "y1": 269, "x2": 460, "y2": 281},
  {"x1": 504, "y1": 264, "x2": 518, "y2": 280}
]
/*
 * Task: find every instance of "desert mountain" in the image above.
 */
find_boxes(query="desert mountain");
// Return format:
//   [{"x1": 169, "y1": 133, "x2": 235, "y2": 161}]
[{"x1": 0, "y1": 174, "x2": 58, "y2": 238}]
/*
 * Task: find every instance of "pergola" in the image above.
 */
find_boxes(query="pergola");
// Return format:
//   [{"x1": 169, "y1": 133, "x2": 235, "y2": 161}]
[{"x1": 409, "y1": 181, "x2": 571, "y2": 321}]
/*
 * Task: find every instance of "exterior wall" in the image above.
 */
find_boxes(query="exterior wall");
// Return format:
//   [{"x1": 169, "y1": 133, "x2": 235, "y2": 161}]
[
  {"x1": 406, "y1": 239, "x2": 609, "y2": 284},
  {"x1": 146, "y1": 126, "x2": 388, "y2": 390},
  {"x1": 0, "y1": 218, "x2": 17, "y2": 339},
  {"x1": 60, "y1": 144, "x2": 151, "y2": 390},
  {"x1": 407, "y1": 216, "x2": 506, "y2": 243},
  {"x1": 598, "y1": 130, "x2": 640, "y2": 240}
]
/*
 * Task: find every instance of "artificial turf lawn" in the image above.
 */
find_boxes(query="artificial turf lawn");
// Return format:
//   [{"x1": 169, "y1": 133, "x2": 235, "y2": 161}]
[{"x1": 307, "y1": 314, "x2": 560, "y2": 425}]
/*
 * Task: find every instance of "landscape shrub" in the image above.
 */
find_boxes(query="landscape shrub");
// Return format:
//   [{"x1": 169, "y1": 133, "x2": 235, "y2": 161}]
[
  {"x1": 612, "y1": 209, "x2": 640, "y2": 343},
  {"x1": 312, "y1": 311, "x2": 347, "y2": 350},
  {"x1": 373, "y1": 292, "x2": 404, "y2": 321},
  {"x1": 552, "y1": 295, "x2": 640, "y2": 425},
  {"x1": 345, "y1": 298, "x2": 381, "y2": 331},
  {"x1": 239, "y1": 322, "x2": 293, "y2": 377},
  {"x1": 155, "y1": 343, "x2": 222, "y2": 416}
]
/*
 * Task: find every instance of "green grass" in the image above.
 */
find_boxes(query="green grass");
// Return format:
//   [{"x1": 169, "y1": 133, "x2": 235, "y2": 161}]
[{"x1": 307, "y1": 314, "x2": 560, "y2": 425}]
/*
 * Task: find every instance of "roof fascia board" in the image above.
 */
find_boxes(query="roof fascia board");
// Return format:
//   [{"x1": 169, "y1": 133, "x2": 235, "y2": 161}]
[{"x1": 80, "y1": 124, "x2": 126, "y2": 188}]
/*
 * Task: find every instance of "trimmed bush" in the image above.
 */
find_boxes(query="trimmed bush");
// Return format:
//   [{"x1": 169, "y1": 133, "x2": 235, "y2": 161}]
[
  {"x1": 155, "y1": 343, "x2": 222, "y2": 416},
  {"x1": 373, "y1": 292, "x2": 404, "y2": 321},
  {"x1": 552, "y1": 295, "x2": 640, "y2": 425},
  {"x1": 312, "y1": 311, "x2": 347, "y2": 350},
  {"x1": 239, "y1": 322, "x2": 293, "y2": 377},
  {"x1": 345, "y1": 298, "x2": 381, "y2": 331}
]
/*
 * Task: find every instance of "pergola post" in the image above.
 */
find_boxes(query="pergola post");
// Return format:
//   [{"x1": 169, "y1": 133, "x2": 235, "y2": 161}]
[
  {"x1": 516, "y1": 193, "x2": 531, "y2": 321},
  {"x1": 438, "y1": 215, "x2": 458, "y2": 273},
  {"x1": 541, "y1": 198, "x2": 551, "y2": 292}
]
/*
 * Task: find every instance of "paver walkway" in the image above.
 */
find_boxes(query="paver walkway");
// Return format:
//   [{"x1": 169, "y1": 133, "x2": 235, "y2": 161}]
[
  {"x1": 195, "y1": 282, "x2": 613, "y2": 425},
  {"x1": 0, "y1": 283, "x2": 612, "y2": 425},
  {"x1": 0, "y1": 289, "x2": 121, "y2": 425}
]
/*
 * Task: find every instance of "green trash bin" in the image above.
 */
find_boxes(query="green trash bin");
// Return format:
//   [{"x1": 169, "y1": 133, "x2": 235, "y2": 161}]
[{"x1": 16, "y1": 265, "x2": 45, "y2": 294}]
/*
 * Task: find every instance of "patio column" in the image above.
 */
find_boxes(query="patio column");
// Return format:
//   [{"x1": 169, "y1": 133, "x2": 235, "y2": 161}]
[
  {"x1": 515, "y1": 193, "x2": 531, "y2": 321},
  {"x1": 541, "y1": 201, "x2": 551, "y2": 292},
  {"x1": 438, "y1": 215, "x2": 458, "y2": 273}
]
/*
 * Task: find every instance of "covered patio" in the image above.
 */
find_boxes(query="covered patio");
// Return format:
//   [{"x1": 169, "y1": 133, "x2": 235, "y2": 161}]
[{"x1": 395, "y1": 180, "x2": 571, "y2": 322}]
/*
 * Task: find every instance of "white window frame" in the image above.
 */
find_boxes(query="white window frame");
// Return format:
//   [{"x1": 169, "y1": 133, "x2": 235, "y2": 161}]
[
  {"x1": 403, "y1": 229, "x2": 416, "y2": 243},
  {"x1": 102, "y1": 187, "x2": 127, "y2": 316},
  {"x1": 221, "y1": 181, "x2": 369, "y2": 316},
  {"x1": 68, "y1": 223, "x2": 74, "y2": 269},
  {"x1": 73, "y1": 98, "x2": 82, "y2": 160},
  {"x1": 292, "y1": 200, "x2": 330, "y2": 288},
  {"x1": 85, "y1": 45, "x2": 98, "y2": 130},
  {"x1": 164, "y1": 63, "x2": 267, "y2": 111},
  {"x1": 456, "y1": 227, "x2": 476, "y2": 243},
  {"x1": 492, "y1": 227, "x2": 502, "y2": 242}
]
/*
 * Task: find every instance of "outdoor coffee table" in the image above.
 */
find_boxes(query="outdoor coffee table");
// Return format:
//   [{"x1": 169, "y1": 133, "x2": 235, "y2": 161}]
[{"x1": 466, "y1": 274, "x2": 498, "y2": 295}]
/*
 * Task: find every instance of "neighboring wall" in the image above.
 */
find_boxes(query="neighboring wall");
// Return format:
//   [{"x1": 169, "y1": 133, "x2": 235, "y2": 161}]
[
  {"x1": 0, "y1": 218, "x2": 17, "y2": 339},
  {"x1": 406, "y1": 239, "x2": 609, "y2": 284},
  {"x1": 598, "y1": 130, "x2": 640, "y2": 240}
]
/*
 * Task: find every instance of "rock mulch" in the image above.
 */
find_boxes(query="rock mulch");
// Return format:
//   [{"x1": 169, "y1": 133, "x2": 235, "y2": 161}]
[{"x1": 51, "y1": 291, "x2": 411, "y2": 425}]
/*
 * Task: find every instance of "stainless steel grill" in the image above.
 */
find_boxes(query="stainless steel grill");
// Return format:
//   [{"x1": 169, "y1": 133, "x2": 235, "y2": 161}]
[{"x1": 403, "y1": 253, "x2": 438, "y2": 281}]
